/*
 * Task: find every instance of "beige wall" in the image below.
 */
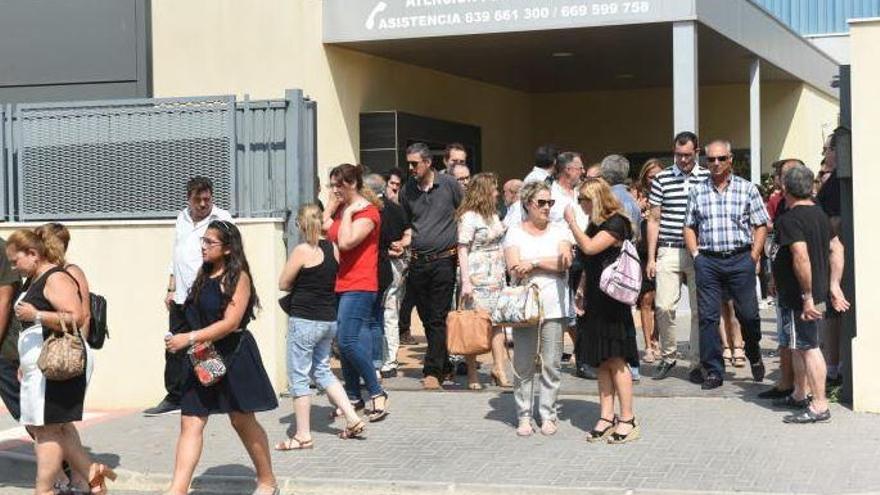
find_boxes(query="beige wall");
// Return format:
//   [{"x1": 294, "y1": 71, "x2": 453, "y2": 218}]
[
  {"x1": 0, "y1": 220, "x2": 289, "y2": 408},
  {"x1": 849, "y1": 19, "x2": 880, "y2": 413}
]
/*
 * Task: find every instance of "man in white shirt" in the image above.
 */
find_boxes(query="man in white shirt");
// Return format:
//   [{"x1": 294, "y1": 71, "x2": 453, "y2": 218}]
[
  {"x1": 504, "y1": 145, "x2": 559, "y2": 228},
  {"x1": 144, "y1": 177, "x2": 233, "y2": 416}
]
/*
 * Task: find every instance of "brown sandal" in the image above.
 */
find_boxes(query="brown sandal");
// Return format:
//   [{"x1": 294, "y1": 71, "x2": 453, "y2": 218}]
[
  {"x1": 275, "y1": 436, "x2": 314, "y2": 451},
  {"x1": 339, "y1": 419, "x2": 366, "y2": 439},
  {"x1": 88, "y1": 463, "x2": 117, "y2": 495}
]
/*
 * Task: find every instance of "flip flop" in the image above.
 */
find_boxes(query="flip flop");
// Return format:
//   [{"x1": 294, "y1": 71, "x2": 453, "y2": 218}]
[{"x1": 275, "y1": 436, "x2": 314, "y2": 451}]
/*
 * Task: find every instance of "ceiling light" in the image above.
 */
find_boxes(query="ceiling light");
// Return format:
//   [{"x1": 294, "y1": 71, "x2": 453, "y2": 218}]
[{"x1": 552, "y1": 51, "x2": 574, "y2": 58}]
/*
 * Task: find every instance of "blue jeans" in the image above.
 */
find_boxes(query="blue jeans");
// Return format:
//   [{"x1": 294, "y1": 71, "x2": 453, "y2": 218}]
[
  {"x1": 370, "y1": 294, "x2": 385, "y2": 370},
  {"x1": 286, "y1": 317, "x2": 338, "y2": 397},
  {"x1": 694, "y1": 251, "x2": 762, "y2": 377},
  {"x1": 337, "y1": 291, "x2": 383, "y2": 400}
]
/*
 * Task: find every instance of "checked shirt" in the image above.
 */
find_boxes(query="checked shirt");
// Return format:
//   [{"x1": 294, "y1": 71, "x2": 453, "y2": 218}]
[{"x1": 684, "y1": 174, "x2": 770, "y2": 253}]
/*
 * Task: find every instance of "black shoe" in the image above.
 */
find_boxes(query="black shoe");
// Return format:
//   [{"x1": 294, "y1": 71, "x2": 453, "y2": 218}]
[
  {"x1": 773, "y1": 394, "x2": 812, "y2": 409},
  {"x1": 561, "y1": 352, "x2": 572, "y2": 363},
  {"x1": 652, "y1": 360, "x2": 677, "y2": 380},
  {"x1": 399, "y1": 332, "x2": 418, "y2": 345},
  {"x1": 688, "y1": 367, "x2": 705, "y2": 384},
  {"x1": 750, "y1": 359, "x2": 766, "y2": 382},
  {"x1": 576, "y1": 364, "x2": 597, "y2": 380},
  {"x1": 757, "y1": 387, "x2": 794, "y2": 399},
  {"x1": 380, "y1": 367, "x2": 398, "y2": 379},
  {"x1": 143, "y1": 398, "x2": 180, "y2": 416},
  {"x1": 701, "y1": 374, "x2": 723, "y2": 390},
  {"x1": 783, "y1": 408, "x2": 831, "y2": 424}
]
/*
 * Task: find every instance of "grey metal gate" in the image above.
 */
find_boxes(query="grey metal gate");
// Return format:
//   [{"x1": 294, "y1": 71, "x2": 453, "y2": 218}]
[{"x1": 0, "y1": 89, "x2": 316, "y2": 245}]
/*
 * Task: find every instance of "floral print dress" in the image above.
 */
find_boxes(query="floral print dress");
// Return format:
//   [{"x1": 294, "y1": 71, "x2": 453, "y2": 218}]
[{"x1": 458, "y1": 211, "x2": 507, "y2": 312}]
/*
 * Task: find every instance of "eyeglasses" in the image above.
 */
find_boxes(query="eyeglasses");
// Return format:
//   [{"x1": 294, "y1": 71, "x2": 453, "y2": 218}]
[
  {"x1": 200, "y1": 237, "x2": 223, "y2": 248},
  {"x1": 533, "y1": 199, "x2": 556, "y2": 208},
  {"x1": 456, "y1": 176, "x2": 470, "y2": 183},
  {"x1": 706, "y1": 155, "x2": 730, "y2": 164},
  {"x1": 407, "y1": 160, "x2": 423, "y2": 167}
]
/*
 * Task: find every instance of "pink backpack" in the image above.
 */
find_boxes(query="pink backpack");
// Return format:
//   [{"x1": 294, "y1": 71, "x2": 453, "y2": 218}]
[{"x1": 599, "y1": 239, "x2": 642, "y2": 306}]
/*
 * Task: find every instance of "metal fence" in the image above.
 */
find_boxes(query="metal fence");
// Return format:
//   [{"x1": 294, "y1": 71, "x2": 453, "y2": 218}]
[{"x1": 0, "y1": 90, "x2": 316, "y2": 243}]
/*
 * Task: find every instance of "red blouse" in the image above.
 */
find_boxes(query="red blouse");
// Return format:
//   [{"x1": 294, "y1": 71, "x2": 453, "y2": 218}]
[{"x1": 327, "y1": 205, "x2": 380, "y2": 293}]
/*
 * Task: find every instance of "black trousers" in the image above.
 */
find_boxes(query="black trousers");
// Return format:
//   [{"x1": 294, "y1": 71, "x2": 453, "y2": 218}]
[
  {"x1": 0, "y1": 356, "x2": 20, "y2": 421},
  {"x1": 163, "y1": 303, "x2": 190, "y2": 404},
  {"x1": 398, "y1": 287, "x2": 416, "y2": 335},
  {"x1": 694, "y1": 251, "x2": 762, "y2": 377},
  {"x1": 406, "y1": 256, "x2": 456, "y2": 378}
]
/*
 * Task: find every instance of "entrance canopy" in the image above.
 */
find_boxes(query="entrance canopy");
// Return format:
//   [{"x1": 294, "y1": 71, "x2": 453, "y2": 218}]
[{"x1": 324, "y1": 0, "x2": 839, "y2": 97}]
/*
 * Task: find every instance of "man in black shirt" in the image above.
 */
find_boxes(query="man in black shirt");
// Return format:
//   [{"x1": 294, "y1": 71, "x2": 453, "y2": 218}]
[
  {"x1": 401, "y1": 142, "x2": 463, "y2": 389},
  {"x1": 0, "y1": 238, "x2": 21, "y2": 421},
  {"x1": 365, "y1": 173, "x2": 411, "y2": 378},
  {"x1": 772, "y1": 164, "x2": 849, "y2": 423}
]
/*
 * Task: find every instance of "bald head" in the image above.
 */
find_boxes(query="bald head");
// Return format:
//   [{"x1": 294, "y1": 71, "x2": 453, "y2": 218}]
[{"x1": 503, "y1": 179, "x2": 523, "y2": 207}]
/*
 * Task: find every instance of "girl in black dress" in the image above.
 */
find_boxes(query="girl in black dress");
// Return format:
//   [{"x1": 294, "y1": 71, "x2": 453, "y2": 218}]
[
  {"x1": 164, "y1": 220, "x2": 278, "y2": 495},
  {"x1": 564, "y1": 179, "x2": 640, "y2": 444}
]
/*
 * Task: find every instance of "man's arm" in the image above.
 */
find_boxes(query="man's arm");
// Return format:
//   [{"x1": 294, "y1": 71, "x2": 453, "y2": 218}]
[
  {"x1": 646, "y1": 206, "x2": 661, "y2": 278},
  {"x1": 751, "y1": 224, "x2": 768, "y2": 265},
  {"x1": 684, "y1": 226, "x2": 699, "y2": 258},
  {"x1": 791, "y1": 242, "x2": 822, "y2": 320},
  {"x1": 0, "y1": 285, "x2": 13, "y2": 345},
  {"x1": 829, "y1": 236, "x2": 850, "y2": 312}
]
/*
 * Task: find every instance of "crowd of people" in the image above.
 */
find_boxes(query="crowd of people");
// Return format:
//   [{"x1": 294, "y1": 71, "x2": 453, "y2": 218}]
[{"x1": 0, "y1": 128, "x2": 851, "y2": 493}]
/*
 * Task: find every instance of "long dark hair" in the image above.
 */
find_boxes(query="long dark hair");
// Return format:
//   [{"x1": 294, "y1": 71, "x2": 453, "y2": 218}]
[{"x1": 188, "y1": 220, "x2": 260, "y2": 321}]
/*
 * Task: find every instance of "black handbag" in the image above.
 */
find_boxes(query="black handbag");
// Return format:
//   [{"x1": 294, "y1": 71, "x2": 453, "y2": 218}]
[{"x1": 87, "y1": 292, "x2": 109, "y2": 349}]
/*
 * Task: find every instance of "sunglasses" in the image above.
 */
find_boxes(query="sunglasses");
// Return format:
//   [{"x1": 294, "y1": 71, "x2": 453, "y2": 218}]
[
  {"x1": 532, "y1": 199, "x2": 556, "y2": 208},
  {"x1": 706, "y1": 155, "x2": 730, "y2": 164}
]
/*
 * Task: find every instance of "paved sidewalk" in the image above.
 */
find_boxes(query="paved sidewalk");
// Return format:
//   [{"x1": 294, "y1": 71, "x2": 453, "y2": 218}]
[
  {"x1": 3, "y1": 391, "x2": 880, "y2": 495},
  {"x1": 4, "y1": 307, "x2": 877, "y2": 495}
]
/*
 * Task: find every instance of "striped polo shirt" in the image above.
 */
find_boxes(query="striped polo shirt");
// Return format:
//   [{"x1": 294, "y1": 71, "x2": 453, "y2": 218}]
[{"x1": 648, "y1": 164, "x2": 710, "y2": 247}]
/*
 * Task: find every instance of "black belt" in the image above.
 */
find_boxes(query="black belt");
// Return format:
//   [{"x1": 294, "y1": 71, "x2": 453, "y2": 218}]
[
  {"x1": 699, "y1": 246, "x2": 751, "y2": 259},
  {"x1": 410, "y1": 247, "x2": 456, "y2": 263},
  {"x1": 658, "y1": 241, "x2": 685, "y2": 249}
]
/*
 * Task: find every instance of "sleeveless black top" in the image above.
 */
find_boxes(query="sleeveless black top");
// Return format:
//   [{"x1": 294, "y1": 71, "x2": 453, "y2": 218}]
[
  {"x1": 288, "y1": 240, "x2": 338, "y2": 321},
  {"x1": 21, "y1": 266, "x2": 79, "y2": 336}
]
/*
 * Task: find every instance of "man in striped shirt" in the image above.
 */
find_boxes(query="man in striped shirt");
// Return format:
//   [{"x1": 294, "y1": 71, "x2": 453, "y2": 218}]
[
  {"x1": 647, "y1": 131, "x2": 710, "y2": 381},
  {"x1": 684, "y1": 139, "x2": 769, "y2": 390}
]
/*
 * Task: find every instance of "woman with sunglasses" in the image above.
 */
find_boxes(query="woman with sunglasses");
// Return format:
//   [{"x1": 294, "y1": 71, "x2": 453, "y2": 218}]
[
  {"x1": 324, "y1": 163, "x2": 389, "y2": 422},
  {"x1": 503, "y1": 181, "x2": 573, "y2": 437},
  {"x1": 164, "y1": 220, "x2": 279, "y2": 495},
  {"x1": 565, "y1": 179, "x2": 640, "y2": 444}
]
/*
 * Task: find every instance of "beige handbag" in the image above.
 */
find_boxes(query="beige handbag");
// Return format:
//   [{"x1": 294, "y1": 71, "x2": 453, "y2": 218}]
[
  {"x1": 37, "y1": 313, "x2": 86, "y2": 381},
  {"x1": 446, "y1": 299, "x2": 493, "y2": 356}
]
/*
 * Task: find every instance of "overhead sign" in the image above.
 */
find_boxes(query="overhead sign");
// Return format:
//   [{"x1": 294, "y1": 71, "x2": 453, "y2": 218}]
[{"x1": 324, "y1": 0, "x2": 695, "y2": 43}]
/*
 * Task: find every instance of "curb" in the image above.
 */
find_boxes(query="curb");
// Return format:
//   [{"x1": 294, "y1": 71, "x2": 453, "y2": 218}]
[{"x1": 0, "y1": 450, "x2": 848, "y2": 495}]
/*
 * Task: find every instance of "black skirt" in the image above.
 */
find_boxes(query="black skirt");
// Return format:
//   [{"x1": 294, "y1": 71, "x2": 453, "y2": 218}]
[
  {"x1": 578, "y1": 312, "x2": 639, "y2": 369},
  {"x1": 181, "y1": 331, "x2": 278, "y2": 416}
]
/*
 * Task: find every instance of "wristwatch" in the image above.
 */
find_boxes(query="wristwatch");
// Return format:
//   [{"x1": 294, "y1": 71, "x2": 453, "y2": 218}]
[
  {"x1": 35, "y1": 311, "x2": 42, "y2": 326},
  {"x1": 531, "y1": 260, "x2": 539, "y2": 269}
]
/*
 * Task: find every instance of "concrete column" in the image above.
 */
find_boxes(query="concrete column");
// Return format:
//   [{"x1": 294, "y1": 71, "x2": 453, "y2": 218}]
[
  {"x1": 749, "y1": 59, "x2": 762, "y2": 184},
  {"x1": 673, "y1": 21, "x2": 699, "y2": 135}
]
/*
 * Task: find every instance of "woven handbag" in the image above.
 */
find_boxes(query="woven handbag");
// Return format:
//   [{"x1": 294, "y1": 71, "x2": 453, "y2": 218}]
[
  {"x1": 37, "y1": 314, "x2": 86, "y2": 381},
  {"x1": 490, "y1": 283, "x2": 542, "y2": 328},
  {"x1": 446, "y1": 299, "x2": 493, "y2": 355}
]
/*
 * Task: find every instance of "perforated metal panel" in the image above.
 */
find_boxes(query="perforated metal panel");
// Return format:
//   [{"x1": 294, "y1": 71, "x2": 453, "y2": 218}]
[{"x1": 14, "y1": 96, "x2": 236, "y2": 220}]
